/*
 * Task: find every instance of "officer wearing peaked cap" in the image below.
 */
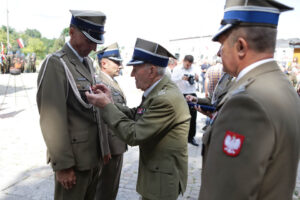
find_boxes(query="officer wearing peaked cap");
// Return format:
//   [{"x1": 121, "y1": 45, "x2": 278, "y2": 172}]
[
  {"x1": 86, "y1": 38, "x2": 190, "y2": 200},
  {"x1": 37, "y1": 10, "x2": 109, "y2": 200},
  {"x1": 199, "y1": 1, "x2": 300, "y2": 200},
  {"x1": 95, "y1": 43, "x2": 127, "y2": 200}
]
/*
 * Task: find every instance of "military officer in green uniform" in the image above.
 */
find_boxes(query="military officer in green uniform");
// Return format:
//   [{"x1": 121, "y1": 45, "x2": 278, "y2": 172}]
[
  {"x1": 199, "y1": 1, "x2": 300, "y2": 200},
  {"x1": 86, "y1": 38, "x2": 190, "y2": 200},
  {"x1": 36, "y1": 10, "x2": 109, "y2": 200},
  {"x1": 95, "y1": 43, "x2": 127, "y2": 200}
]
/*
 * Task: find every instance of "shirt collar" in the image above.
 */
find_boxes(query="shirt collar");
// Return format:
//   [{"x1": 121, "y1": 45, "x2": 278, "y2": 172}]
[
  {"x1": 143, "y1": 78, "x2": 162, "y2": 98},
  {"x1": 67, "y1": 42, "x2": 84, "y2": 63},
  {"x1": 236, "y1": 58, "x2": 274, "y2": 82}
]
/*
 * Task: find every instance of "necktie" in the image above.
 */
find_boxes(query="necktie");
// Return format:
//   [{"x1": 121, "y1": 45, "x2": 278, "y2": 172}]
[{"x1": 83, "y1": 58, "x2": 90, "y2": 72}]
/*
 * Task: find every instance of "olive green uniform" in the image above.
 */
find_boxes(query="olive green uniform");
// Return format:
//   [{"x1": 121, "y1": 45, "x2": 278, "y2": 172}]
[
  {"x1": 96, "y1": 71, "x2": 127, "y2": 200},
  {"x1": 199, "y1": 61, "x2": 300, "y2": 200},
  {"x1": 37, "y1": 44, "x2": 107, "y2": 200},
  {"x1": 100, "y1": 75, "x2": 190, "y2": 200}
]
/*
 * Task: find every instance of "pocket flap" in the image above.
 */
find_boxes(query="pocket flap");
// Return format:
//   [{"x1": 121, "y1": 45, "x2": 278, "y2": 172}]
[
  {"x1": 71, "y1": 133, "x2": 88, "y2": 144},
  {"x1": 147, "y1": 161, "x2": 173, "y2": 174}
]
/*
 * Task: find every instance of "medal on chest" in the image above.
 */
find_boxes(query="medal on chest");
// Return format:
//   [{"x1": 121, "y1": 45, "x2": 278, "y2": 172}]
[{"x1": 137, "y1": 107, "x2": 145, "y2": 115}]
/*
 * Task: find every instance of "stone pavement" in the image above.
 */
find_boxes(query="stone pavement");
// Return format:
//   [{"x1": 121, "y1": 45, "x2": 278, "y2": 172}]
[{"x1": 0, "y1": 73, "x2": 299, "y2": 200}]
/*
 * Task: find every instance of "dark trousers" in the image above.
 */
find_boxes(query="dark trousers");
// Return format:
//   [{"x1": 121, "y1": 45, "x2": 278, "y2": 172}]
[
  {"x1": 184, "y1": 93, "x2": 197, "y2": 141},
  {"x1": 54, "y1": 166, "x2": 100, "y2": 200},
  {"x1": 96, "y1": 154, "x2": 123, "y2": 200}
]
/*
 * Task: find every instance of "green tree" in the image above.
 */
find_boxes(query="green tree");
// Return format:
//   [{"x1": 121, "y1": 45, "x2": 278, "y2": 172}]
[
  {"x1": 23, "y1": 38, "x2": 46, "y2": 58},
  {"x1": 25, "y1": 29, "x2": 41, "y2": 38}
]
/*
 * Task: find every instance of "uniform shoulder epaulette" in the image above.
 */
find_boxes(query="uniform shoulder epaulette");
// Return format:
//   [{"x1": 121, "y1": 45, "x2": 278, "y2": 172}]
[{"x1": 52, "y1": 51, "x2": 66, "y2": 58}]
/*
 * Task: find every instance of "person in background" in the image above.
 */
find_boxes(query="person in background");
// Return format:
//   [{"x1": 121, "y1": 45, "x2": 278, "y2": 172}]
[
  {"x1": 200, "y1": 60, "x2": 210, "y2": 93},
  {"x1": 95, "y1": 43, "x2": 127, "y2": 200},
  {"x1": 166, "y1": 57, "x2": 177, "y2": 78},
  {"x1": 172, "y1": 55, "x2": 200, "y2": 146}
]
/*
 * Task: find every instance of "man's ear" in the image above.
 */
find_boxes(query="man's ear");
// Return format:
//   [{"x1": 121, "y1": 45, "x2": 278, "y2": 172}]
[
  {"x1": 100, "y1": 59, "x2": 107, "y2": 69},
  {"x1": 236, "y1": 37, "x2": 248, "y2": 58},
  {"x1": 69, "y1": 27, "x2": 74, "y2": 37}
]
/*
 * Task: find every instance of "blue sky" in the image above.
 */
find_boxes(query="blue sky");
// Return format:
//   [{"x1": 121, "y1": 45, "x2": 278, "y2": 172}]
[{"x1": 0, "y1": 0, "x2": 299, "y2": 47}]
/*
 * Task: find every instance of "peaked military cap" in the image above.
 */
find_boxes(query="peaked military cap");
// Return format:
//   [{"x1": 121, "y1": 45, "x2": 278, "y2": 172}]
[
  {"x1": 97, "y1": 43, "x2": 122, "y2": 62},
  {"x1": 212, "y1": 0, "x2": 293, "y2": 41},
  {"x1": 127, "y1": 38, "x2": 176, "y2": 67},
  {"x1": 70, "y1": 10, "x2": 106, "y2": 44}
]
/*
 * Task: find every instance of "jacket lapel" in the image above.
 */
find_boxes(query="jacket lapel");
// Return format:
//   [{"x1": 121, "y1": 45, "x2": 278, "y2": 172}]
[
  {"x1": 218, "y1": 61, "x2": 280, "y2": 107},
  {"x1": 62, "y1": 44, "x2": 93, "y2": 83}
]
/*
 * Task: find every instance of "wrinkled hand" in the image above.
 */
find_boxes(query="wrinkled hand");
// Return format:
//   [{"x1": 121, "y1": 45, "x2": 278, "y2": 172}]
[
  {"x1": 103, "y1": 154, "x2": 112, "y2": 165},
  {"x1": 86, "y1": 87, "x2": 112, "y2": 108},
  {"x1": 56, "y1": 168, "x2": 76, "y2": 190},
  {"x1": 186, "y1": 95, "x2": 197, "y2": 102},
  {"x1": 194, "y1": 105, "x2": 213, "y2": 118}
]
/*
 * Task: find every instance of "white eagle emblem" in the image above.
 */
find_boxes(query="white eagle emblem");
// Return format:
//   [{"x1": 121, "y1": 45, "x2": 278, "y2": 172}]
[{"x1": 223, "y1": 131, "x2": 244, "y2": 157}]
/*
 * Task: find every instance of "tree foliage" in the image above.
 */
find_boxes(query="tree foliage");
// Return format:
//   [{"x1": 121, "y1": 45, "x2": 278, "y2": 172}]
[{"x1": 0, "y1": 26, "x2": 69, "y2": 59}]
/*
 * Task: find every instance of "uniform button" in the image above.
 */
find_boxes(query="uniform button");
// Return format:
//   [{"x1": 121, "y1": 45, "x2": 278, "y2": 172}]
[
  {"x1": 155, "y1": 167, "x2": 159, "y2": 170},
  {"x1": 53, "y1": 162, "x2": 56, "y2": 166},
  {"x1": 72, "y1": 139, "x2": 77, "y2": 142}
]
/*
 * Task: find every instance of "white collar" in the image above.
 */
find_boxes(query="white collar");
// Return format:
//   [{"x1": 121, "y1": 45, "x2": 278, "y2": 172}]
[
  {"x1": 236, "y1": 58, "x2": 274, "y2": 82},
  {"x1": 67, "y1": 42, "x2": 84, "y2": 63},
  {"x1": 143, "y1": 78, "x2": 162, "y2": 98}
]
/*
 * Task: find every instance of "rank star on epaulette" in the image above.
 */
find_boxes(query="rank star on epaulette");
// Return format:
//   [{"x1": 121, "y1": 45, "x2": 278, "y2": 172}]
[{"x1": 223, "y1": 131, "x2": 245, "y2": 157}]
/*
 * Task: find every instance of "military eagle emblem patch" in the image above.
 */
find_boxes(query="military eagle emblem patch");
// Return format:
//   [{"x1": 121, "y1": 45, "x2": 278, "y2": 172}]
[{"x1": 223, "y1": 131, "x2": 244, "y2": 157}]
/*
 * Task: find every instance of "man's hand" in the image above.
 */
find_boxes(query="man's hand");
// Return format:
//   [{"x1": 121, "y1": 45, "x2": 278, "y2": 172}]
[
  {"x1": 56, "y1": 168, "x2": 76, "y2": 190},
  {"x1": 194, "y1": 105, "x2": 213, "y2": 118},
  {"x1": 182, "y1": 75, "x2": 189, "y2": 81},
  {"x1": 103, "y1": 154, "x2": 112, "y2": 165},
  {"x1": 86, "y1": 85, "x2": 112, "y2": 108},
  {"x1": 186, "y1": 95, "x2": 197, "y2": 103}
]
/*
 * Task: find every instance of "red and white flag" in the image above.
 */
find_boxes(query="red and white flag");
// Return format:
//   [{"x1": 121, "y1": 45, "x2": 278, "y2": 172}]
[
  {"x1": 1, "y1": 42, "x2": 4, "y2": 54},
  {"x1": 17, "y1": 38, "x2": 24, "y2": 48},
  {"x1": 1, "y1": 42, "x2": 5, "y2": 60}
]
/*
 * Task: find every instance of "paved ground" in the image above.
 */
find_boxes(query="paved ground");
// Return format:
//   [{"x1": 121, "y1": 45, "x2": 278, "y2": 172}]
[{"x1": 0, "y1": 72, "x2": 299, "y2": 200}]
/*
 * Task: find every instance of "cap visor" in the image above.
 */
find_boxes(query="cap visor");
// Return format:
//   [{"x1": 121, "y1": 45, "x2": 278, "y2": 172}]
[
  {"x1": 126, "y1": 59, "x2": 144, "y2": 66},
  {"x1": 212, "y1": 24, "x2": 233, "y2": 41},
  {"x1": 82, "y1": 31, "x2": 104, "y2": 44},
  {"x1": 108, "y1": 57, "x2": 123, "y2": 62}
]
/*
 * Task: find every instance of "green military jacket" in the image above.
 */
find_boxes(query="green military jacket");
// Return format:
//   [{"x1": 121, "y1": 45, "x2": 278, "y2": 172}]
[
  {"x1": 101, "y1": 75, "x2": 190, "y2": 200},
  {"x1": 37, "y1": 44, "x2": 106, "y2": 171},
  {"x1": 199, "y1": 61, "x2": 300, "y2": 200},
  {"x1": 99, "y1": 71, "x2": 127, "y2": 155}
]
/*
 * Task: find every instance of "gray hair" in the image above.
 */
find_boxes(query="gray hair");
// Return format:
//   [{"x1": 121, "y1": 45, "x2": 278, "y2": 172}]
[
  {"x1": 145, "y1": 64, "x2": 166, "y2": 76},
  {"x1": 229, "y1": 26, "x2": 277, "y2": 54}
]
